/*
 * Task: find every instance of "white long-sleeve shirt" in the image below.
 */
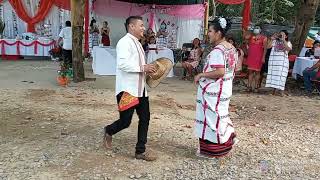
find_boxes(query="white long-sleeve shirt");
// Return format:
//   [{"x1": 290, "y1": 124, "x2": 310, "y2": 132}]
[
  {"x1": 58, "y1": 27, "x2": 72, "y2": 50},
  {"x1": 115, "y1": 33, "x2": 147, "y2": 97}
]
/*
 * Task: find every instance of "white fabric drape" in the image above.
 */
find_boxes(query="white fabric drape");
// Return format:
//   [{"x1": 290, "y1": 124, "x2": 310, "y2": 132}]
[
  {"x1": 95, "y1": 14, "x2": 203, "y2": 49},
  {"x1": 0, "y1": 0, "x2": 71, "y2": 39},
  {"x1": 0, "y1": 0, "x2": 202, "y2": 48},
  {"x1": 176, "y1": 18, "x2": 204, "y2": 48},
  {"x1": 1, "y1": 1, "x2": 26, "y2": 38}
]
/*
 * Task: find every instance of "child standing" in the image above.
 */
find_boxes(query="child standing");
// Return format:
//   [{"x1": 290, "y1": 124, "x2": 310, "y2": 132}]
[{"x1": 147, "y1": 36, "x2": 158, "y2": 64}]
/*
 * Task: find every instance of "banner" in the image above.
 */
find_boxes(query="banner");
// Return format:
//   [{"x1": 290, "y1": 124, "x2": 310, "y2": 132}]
[{"x1": 94, "y1": 0, "x2": 205, "y2": 19}]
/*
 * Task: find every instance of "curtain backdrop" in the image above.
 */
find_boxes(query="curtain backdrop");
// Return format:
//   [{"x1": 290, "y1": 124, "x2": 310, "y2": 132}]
[
  {"x1": 8, "y1": 0, "x2": 55, "y2": 32},
  {"x1": 0, "y1": 0, "x2": 71, "y2": 38},
  {"x1": 95, "y1": 14, "x2": 203, "y2": 48},
  {"x1": 0, "y1": 0, "x2": 71, "y2": 33},
  {"x1": 94, "y1": 0, "x2": 205, "y2": 19}
]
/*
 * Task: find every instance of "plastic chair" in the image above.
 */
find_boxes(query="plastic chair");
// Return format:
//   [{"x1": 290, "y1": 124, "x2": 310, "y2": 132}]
[
  {"x1": 288, "y1": 55, "x2": 297, "y2": 62},
  {"x1": 288, "y1": 54, "x2": 297, "y2": 76}
]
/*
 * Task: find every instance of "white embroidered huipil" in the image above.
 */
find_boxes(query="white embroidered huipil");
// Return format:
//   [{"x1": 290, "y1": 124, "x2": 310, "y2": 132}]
[{"x1": 115, "y1": 33, "x2": 147, "y2": 97}]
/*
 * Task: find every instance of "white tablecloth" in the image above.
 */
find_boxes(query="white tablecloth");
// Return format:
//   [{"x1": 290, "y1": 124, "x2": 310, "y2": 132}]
[
  {"x1": 93, "y1": 46, "x2": 175, "y2": 77},
  {"x1": 92, "y1": 46, "x2": 117, "y2": 75},
  {"x1": 0, "y1": 39, "x2": 55, "y2": 56},
  {"x1": 292, "y1": 57, "x2": 318, "y2": 79},
  {"x1": 147, "y1": 48, "x2": 174, "y2": 77}
]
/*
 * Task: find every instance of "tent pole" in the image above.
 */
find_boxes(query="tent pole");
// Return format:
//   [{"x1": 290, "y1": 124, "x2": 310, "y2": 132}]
[{"x1": 204, "y1": 0, "x2": 209, "y2": 41}]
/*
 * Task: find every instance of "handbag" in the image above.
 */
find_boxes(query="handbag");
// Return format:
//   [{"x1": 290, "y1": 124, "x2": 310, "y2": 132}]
[{"x1": 118, "y1": 92, "x2": 139, "y2": 111}]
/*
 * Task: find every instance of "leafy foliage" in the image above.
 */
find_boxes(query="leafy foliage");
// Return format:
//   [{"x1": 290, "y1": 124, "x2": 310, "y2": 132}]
[
  {"x1": 210, "y1": 0, "x2": 302, "y2": 25},
  {"x1": 252, "y1": 0, "x2": 299, "y2": 25}
]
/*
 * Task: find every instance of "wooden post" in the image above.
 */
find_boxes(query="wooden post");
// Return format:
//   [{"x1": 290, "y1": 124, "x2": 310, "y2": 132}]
[
  {"x1": 71, "y1": 0, "x2": 85, "y2": 82},
  {"x1": 212, "y1": 0, "x2": 217, "y2": 18},
  {"x1": 204, "y1": 0, "x2": 209, "y2": 41}
]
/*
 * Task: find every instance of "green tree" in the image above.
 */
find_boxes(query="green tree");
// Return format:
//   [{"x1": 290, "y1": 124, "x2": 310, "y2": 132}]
[
  {"x1": 211, "y1": 0, "x2": 300, "y2": 25},
  {"x1": 252, "y1": 0, "x2": 300, "y2": 25}
]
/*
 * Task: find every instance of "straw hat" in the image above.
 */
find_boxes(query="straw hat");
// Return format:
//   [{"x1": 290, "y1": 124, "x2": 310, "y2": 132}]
[{"x1": 146, "y1": 58, "x2": 173, "y2": 88}]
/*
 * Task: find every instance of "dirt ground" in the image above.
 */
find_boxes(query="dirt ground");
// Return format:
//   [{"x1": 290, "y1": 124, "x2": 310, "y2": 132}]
[{"x1": 0, "y1": 60, "x2": 319, "y2": 180}]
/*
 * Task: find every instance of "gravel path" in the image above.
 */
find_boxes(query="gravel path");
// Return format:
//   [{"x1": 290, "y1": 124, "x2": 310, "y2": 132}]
[{"x1": 0, "y1": 61, "x2": 319, "y2": 180}]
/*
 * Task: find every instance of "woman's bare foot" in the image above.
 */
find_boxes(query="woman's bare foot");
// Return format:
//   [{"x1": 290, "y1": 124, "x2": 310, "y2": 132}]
[
  {"x1": 279, "y1": 91, "x2": 286, "y2": 97},
  {"x1": 246, "y1": 86, "x2": 253, "y2": 92}
]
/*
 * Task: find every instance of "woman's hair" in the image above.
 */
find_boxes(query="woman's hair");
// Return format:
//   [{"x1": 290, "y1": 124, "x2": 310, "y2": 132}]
[
  {"x1": 208, "y1": 17, "x2": 232, "y2": 38},
  {"x1": 65, "y1": 21, "x2": 71, "y2": 27},
  {"x1": 103, "y1": 21, "x2": 108, "y2": 26},
  {"x1": 90, "y1": 19, "x2": 96, "y2": 27},
  {"x1": 227, "y1": 36, "x2": 236, "y2": 45},
  {"x1": 281, "y1": 30, "x2": 289, "y2": 41},
  {"x1": 192, "y1": 38, "x2": 201, "y2": 49}
]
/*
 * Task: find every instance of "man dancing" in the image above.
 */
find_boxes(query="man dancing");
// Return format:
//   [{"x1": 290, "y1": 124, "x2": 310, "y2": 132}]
[{"x1": 103, "y1": 16, "x2": 157, "y2": 161}]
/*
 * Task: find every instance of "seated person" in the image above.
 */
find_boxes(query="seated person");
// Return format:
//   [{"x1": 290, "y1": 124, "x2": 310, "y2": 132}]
[
  {"x1": 305, "y1": 40, "x2": 320, "y2": 57},
  {"x1": 180, "y1": 46, "x2": 190, "y2": 78},
  {"x1": 303, "y1": 60, "x2": 320, "y2": 94},
  {"x1": 227, "y1": 37, "x2": 244, "y2": 75},
  {"x1": 181, "y1": 38, "x2": 203, "y2": 80}
]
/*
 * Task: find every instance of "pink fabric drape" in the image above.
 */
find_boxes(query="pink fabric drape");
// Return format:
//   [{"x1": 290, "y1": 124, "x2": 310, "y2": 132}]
[
  {"x1": 93, "y1": 0, "x2": 205, "y2": 19},
  {"x1": 216, "y1": 0, "x2": 246, "y2": 4},
  {"x1": 149, "y1": 12, "x2": 155, "y2": 29},
  {"x1": 53, "y1": 0, "x2": 71, "y2": 10}
]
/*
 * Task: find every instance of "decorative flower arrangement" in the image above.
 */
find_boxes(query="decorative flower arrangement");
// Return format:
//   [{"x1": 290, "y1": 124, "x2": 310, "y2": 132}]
[
  {"x1": 49, "y1": 46, "x2": 62, "y2": 61},
  {"x1": 57, "y1": 62, "x2": 73, "y2": 87}
]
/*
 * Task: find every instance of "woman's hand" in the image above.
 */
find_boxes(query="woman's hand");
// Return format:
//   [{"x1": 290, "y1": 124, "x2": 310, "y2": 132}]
[
  {"x1": 271, "y1": 33, "x2": 278, "y2": 40},
  {"x1": 280, "y1": 32, "x2": 286, "y2": 41},
  {"x1": 194, "y1": 73, "x2": 203, "y2": 84}
]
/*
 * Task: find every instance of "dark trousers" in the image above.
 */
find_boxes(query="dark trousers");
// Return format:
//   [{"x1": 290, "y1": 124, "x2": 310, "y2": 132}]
[
  {"x1": 105, "y1": 91, "x2": 150, "y2": 154},
  {"x1": 62, "y1": 49, "x2": 72, "y2": 68}
]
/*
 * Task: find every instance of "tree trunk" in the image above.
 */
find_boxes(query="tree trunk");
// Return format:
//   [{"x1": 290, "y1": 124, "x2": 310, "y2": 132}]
[
  {"x1": 71, "y1": 0, "x2": 85, "y2": 82},
  {"x1": 212, "y1": 0, "x2": 217, "y2": 17},
  {"x1": 292, "y1": 0, "x2": 320, "y2": 55}
]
